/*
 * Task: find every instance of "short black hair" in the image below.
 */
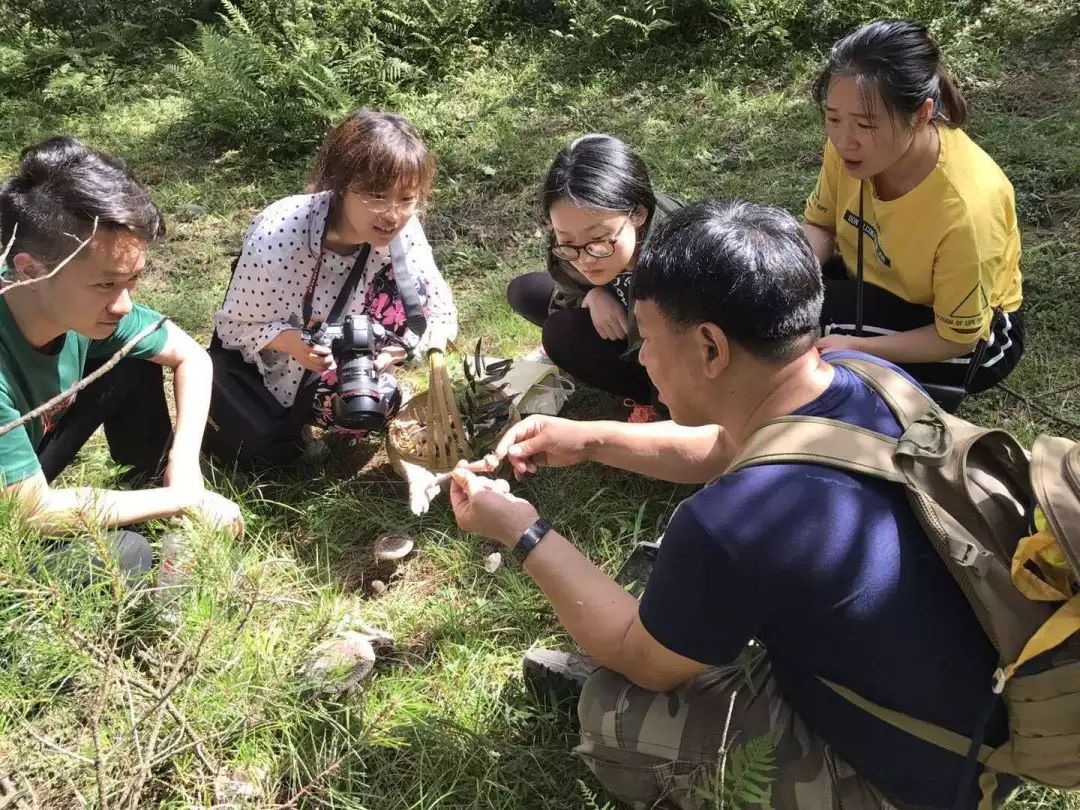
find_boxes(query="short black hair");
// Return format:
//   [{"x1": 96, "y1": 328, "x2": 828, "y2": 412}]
[
  {"x1": 632, "y1": 200, "x2": 823, "y2": 363},
  {"x1": 542, "y1": 134, "x2": 657, "y2": 230},
  {"x1": 0, "y1": 137, "x2": 165, "y2": 269}
]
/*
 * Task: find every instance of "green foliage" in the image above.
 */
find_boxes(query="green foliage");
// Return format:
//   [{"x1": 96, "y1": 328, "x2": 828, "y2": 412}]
[
  {"x1": 541, "y1": 0, "x2": 999, "y2": 59},
  {"x1": 176, "y1": 0, "x2": 360, "y2": 156},
  {"x1": 322, "y1": 0, "x2": 496, "y2": 75},
  {"x1": 10, "y1": 0, "x2": 219, "y2": 48},
  {"x1": 173, "y1": 0, "x2": 511, "y2": 156},
  {"x1": 696, "y1": 733, "x2": 779, "y2": 810},
  {"x1": 1, "y1": 0, "x2": 1079, "y2": 806}
]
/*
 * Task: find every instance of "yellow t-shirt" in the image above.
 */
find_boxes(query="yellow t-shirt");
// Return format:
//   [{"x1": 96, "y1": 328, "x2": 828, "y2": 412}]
[{"x1": 804, "y1": 126, "x2": 1023, "y2": 343}]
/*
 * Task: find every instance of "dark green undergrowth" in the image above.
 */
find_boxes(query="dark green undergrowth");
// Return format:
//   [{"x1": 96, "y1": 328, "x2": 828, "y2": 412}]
[{"x1": 1, "y1": 0, "x2": 1078, "y2": 806}]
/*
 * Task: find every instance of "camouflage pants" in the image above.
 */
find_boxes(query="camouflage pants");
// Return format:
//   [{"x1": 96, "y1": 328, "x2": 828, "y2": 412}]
[{"x1": 576, "y1": 645, "x2": 904, "y2": 810}]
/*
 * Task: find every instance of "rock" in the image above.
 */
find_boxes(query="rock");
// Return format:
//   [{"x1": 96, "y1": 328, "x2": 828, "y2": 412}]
[
  {"x1": 483, "y1": 552, "x2": 503, "y2": 573},
  {"x1": 176, "y1": 202, "x2": 209, "y2": 222},
  {"x1": 373, "y1": 532, "x2": 415, "y2": 563},
  {"x1": 299, "y1": 631, "x2": 377, "y2": 693},
  {"x1": 213, "y1": 766, "x2": 269, "y2": 806}
]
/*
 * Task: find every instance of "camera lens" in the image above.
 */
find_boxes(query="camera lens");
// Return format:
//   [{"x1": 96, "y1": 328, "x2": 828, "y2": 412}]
[{"x1": 333, "y1": 354, "x2": 390, "y2": 430}]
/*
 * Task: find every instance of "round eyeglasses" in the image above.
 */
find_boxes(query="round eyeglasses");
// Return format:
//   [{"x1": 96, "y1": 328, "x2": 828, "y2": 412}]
[
  {"x1": 352, "y1": 191, "x2": 422, "y2": 216},
  {"x1": 549, "y1": 215, "x2": 632, "y2": 262}
]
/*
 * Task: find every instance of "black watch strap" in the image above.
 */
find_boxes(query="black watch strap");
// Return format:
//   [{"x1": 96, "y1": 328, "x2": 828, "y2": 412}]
[{"x1": 512, "y1": 519, "x2": 552, "y2": 566}]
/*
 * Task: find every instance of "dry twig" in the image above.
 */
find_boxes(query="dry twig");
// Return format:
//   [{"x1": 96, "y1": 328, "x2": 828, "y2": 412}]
[
  {"x1": 0, "y1": 219, "x2": 97, "y2": 297},
  {"x1": 0, "y1": 224, "x2": 17, "y2": 272},
  {"x1": 0, "y1": 316, "x2": 167, "y2": 439},
  {"x1": 20, "y1": 724, "x2": 94, "y2": 765}
]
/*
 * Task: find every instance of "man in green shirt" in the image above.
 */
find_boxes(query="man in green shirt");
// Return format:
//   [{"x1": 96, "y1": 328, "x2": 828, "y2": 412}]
[{"x1": 0, "y1": 137, "x2": 241, "y2": 575}]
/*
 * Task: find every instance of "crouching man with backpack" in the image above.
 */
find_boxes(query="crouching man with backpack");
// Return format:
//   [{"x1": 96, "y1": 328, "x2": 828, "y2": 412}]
[{"x1": 451, "y1": 200, "x2": 1080, "y2": 809}]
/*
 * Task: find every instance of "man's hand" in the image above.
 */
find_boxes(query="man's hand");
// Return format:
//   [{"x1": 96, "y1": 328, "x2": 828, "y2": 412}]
[
  {"x1": 450, "y1": 465, "x2": 539, "y2": 547},
  {"x1": 186, "y1": 490, "x2": 244, "y2": 537},
  {"x1": 472, "y1": 415, "x2": 594, "y2": 480},
  {"x1": 582, "y1": 286, "x2": 628, "y2": 341},
  {"x1": 270, "y1": 329, "x2": 334, "y2": 373},
  {"x1": 816, "y1": 333, "x2": 865, "y2": 355}
]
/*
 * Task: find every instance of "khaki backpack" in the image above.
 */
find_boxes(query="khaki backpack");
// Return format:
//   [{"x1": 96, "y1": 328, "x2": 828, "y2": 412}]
[{"x1": 728, "y1": 358, "x2": 1080, "y2": 807}]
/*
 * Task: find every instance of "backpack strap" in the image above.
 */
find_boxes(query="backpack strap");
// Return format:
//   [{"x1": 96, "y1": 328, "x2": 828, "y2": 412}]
[
  {"x1": 833, "y1": 358, "x2": 937, "y2": 428},
  {"x1": 1032, "y1": 435, "x2": 1080, "y2": 575},
  {"x1": 817, "y1": 677, "x2": 996, "y2": 764},
  {"x1": 727, "y1": 415, "x2": 906, "y2": 484}
]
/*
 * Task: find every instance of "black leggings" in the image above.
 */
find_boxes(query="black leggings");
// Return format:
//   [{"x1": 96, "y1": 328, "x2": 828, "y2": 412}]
[
  {"x1": 36, "y1": 357, "x2": 173, "y2": 484},
  {"x1": 507, "y1": 272, "x2": 653, "y2": 402},
  {"x1": 819, "y1": 258, "x2": 1024, "y2": 395}
]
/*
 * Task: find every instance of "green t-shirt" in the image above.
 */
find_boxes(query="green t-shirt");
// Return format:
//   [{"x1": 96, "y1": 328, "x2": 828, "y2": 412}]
[{"x1": 0, "y1": 300, "x2": 170, "y2": 485}]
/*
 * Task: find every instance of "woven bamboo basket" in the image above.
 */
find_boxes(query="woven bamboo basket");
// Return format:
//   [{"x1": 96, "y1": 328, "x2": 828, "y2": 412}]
[{"x1": 387, "y1": 360, "x2": 521, "y2": 473}]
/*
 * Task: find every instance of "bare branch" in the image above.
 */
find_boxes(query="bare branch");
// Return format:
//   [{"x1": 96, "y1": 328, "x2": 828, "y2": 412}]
[
  {"x1": 0, "y1": 224, "x2": 17, "y2": 272},
  {"x1": 0, "y1": 316, "x2": 167, "y2": 439},
  {"x1": 0, "y1": 218, "x2": 98, "y2": 297},
  {"x1": 20, "y1": 723, "x2": 94, "y2": 765}
]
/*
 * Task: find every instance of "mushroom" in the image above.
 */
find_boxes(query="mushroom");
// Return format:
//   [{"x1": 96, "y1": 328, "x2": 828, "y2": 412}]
[{"x1": 373, "y1": 533, "x2": 415, "y2": 564}]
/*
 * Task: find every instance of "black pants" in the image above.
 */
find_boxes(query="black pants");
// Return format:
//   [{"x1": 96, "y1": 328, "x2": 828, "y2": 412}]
[
  {"x1": 47, "y1": 530, "x2": 155, "y2": 586},
  {"x1": 506, "y1": 272, "x2": 653, "y2": 402},
  {"x1": 819, "y1": 258, "x2": 1024, "y2": 395},
  {"x1": 36, "y1": 357, "x2": 173, "y2": 484}
]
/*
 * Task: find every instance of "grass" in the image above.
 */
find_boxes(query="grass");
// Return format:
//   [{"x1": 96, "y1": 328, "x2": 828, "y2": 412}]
[{"x1": 1, "y1": 8, "x2": 1079, "y2": 808}]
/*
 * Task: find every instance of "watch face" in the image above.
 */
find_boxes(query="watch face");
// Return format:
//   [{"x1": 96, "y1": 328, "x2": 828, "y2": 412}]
[{"x1": 514, "y1": 519, "x2": 551, "y2": 566}]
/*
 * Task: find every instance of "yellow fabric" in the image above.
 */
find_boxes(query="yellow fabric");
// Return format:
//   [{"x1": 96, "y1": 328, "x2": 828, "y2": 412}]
[
  {"x1": 1012, "y1": 530, "x2": 1076, "y2": 602},
  {"x1": 1002, "y1": 592, "x2": 1080, "y2": 682},
  {"x1": 804, "y1": 126, "x2": 1023, "y2": 343}
]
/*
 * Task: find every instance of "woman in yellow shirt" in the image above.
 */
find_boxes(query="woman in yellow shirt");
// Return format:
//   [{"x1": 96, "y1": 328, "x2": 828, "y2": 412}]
[{"x1": 802, "y1": 20, "x2": 1024, "y2": 404}]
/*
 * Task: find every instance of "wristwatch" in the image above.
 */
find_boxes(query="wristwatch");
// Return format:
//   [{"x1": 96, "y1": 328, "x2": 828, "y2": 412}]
[{"x1": 512, "y1": 519, "x2": 552, "y2": 566}]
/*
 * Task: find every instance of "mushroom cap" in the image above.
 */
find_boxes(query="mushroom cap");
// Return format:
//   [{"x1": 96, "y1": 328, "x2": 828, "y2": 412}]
[{"x1": 373, "y1": 533, "x2": 415, "y2": 563}]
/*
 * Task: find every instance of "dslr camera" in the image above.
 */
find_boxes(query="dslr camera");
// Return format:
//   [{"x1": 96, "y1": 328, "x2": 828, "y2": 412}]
[{"x1": 302, "y1": 315, "x2": 402, "y2": 431}]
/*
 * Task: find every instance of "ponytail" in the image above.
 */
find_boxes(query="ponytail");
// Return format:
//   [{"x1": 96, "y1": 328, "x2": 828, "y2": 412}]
[
  {"x1": 935, "y1": 68, "x2": 969, "y2": 128},
  {"x1": 814, "y1": 20, "x2": 970, "y2": 131}
]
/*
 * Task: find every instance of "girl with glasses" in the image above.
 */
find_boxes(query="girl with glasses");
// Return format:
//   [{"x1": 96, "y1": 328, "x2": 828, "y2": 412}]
[
  {"x1": 803, "y1": 20, "x2": 1024, "y2": 408},
  {"x1": 211, "y1": 110, "x2": 457, "y2": 459},
  {"x1": 506, "y1": 134, "x2": 682, "y2": 417}
]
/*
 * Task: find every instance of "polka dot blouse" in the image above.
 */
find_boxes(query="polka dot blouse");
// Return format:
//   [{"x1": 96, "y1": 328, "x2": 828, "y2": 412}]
[{"x1": 214, "y1": 192, "x2": 458, "y2": 408}]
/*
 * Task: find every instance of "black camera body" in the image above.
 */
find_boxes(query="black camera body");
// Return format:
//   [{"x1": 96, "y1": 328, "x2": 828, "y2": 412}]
[{"x1": 303, "y1": 315, "x2": 401, "y2": 431}]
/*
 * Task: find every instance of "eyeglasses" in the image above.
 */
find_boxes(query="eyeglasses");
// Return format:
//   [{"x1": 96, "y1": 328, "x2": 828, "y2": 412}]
[
  {"x1": 549, "y1": 215, "x2": 632, "y2": 262},
  {"x1": 352, "y1": 190, "x2": 422, "y2": 216}
]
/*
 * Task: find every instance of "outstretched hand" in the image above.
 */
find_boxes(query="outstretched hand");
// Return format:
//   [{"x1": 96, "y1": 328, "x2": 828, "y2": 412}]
[{"x1": 465, "y1": 414, "x2": 593, "y2": 480}]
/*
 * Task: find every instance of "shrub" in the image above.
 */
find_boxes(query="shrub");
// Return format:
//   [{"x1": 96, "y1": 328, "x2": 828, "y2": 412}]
[
  {"x1": 176, "y1": 0, "x2": 363, "y2": 157},
  {"x1": 540, "y1": 0, "x2": 987, "y2": 57}
]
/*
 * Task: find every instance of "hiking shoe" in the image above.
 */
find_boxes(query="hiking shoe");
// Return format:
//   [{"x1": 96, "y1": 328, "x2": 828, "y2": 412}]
[
  {"x1": 522, "y1": 649, "x2": 599, "y2": 706},
  {"x1": 624, "y1": 399, "x2": 659, "y2": 423}
]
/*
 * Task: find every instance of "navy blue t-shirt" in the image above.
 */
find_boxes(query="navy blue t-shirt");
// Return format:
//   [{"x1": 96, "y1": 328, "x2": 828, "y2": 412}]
[{"x1": 639, "y1": 352, "x2": 1007, "y2": 808}]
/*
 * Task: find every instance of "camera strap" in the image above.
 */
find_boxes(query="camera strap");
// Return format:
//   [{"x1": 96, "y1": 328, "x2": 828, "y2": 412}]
[
  {"x1": 388, "y1": 235, "x2": 428, "y2": 337},
  {"x1": 301, "y1": 243, "x2": 372, "y2": 328},
  {"x1": 297, "y1": 226, "x2": 371, "y2": 392},
  {"x1": 855, "y1": 179, "x2": 865, "y2": 338}
]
